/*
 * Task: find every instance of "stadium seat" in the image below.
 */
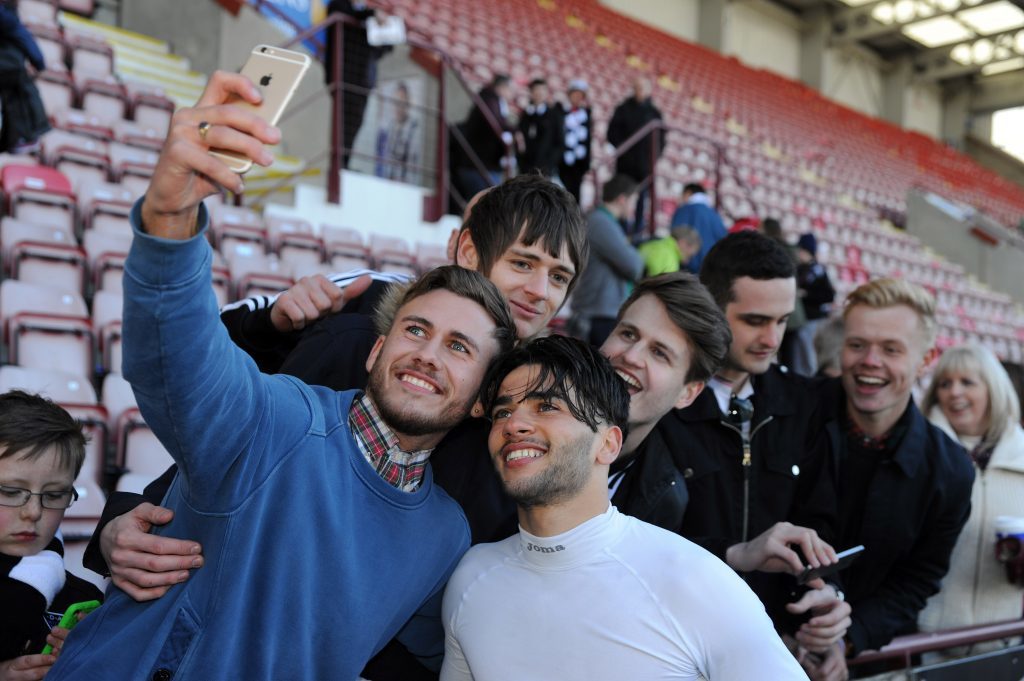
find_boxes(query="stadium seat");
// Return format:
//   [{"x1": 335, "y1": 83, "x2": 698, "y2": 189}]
[
  {"x1": 17, "y1": 0, "x2": 57, "y2": 26},
  {"x1": 67, "y1": 33, "x2": 114, "y2": 77},
  {"x1": 323, "y1": 224, "x2": 372, "y2": 271},
  {"x1": 415, "y1": 242, "x2": 448, "y2": 273},
  {"x1": 78, "y1": 180, "x2": 136, "y2": 234},
  {"x1": 131, "y1": 91, "x2": 175, "y2": 134},
  {"x1": 35, "y1": 69, "x2": 76, "y2": 113},
  {"x1": 82, "y1": 228, "x2": 132, "y2": 291},
  {"x1": 226, "y1": 244, "x2": 293, "y2": 299},
  {"x1": 0, "y1": 279, "x2": 93, "y2": 378},
  {"x1": 2, "y1": 217, "x2": 86, "y2": 295},
  {"x1": 0, "y1": 164, "x2": 76, "y2": 237},
  {"x1": 369, "y1": 234, "x2": 416, "y2": 276},
  {"x1": 210, "y1": 204, "x2": 267, "y2": 254},
  {"x1": 101, "y1": 373, "x2": 173, "y2": 495},
  {"x1": 267, "y1": 216, "x2": 323, "y2": 270},
  {"x1": 27, "y1": 22, "x2": 67, "y2": 71}
]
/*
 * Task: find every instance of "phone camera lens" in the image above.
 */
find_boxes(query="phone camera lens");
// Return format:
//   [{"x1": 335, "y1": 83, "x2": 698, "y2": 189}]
[{"x1": 260, "y1": 47, "x2": 267, "y2": 53}]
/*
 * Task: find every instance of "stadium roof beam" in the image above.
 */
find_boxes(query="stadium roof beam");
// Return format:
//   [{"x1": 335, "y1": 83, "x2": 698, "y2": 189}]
[
  {"x1": 832, "y1": 0, "x2": 1006, "y2": 44},
  {"x1": 913, "y1": 26, "x2": 1024, "y2": 80}
]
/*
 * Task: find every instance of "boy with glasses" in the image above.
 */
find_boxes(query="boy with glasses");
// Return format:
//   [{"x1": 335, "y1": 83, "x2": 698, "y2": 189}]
[{"x1": 0, "y1": 390, "x2": 102, "y2": 679}]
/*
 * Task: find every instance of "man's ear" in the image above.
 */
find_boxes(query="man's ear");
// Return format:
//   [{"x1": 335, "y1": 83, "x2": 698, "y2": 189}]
[
  {"x1": 455, "y1": 230, "x2": 480, "y2": 271},
  {"x1": 918, "y1": 346, "x2": 940, "y2": 379},
  {"x1": 595, "y1": 425, "x2": 623, "y2": 466},
  {"x1": 445, "y1": 228, "x2": 460, "y2": 264},
  {"x1": 365, "y1": 335, "x2": 387, "y2": 374},
  {"x1": 674, "y1": 381, "x2": 705, "y2": 410}
]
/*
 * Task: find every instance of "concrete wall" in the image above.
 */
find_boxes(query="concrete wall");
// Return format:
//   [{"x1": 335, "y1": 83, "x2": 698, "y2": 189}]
[
  {"x1": 903, "y1": 82, "x2": 943, "y2": 139},
  {"x1": 120, "y1": 0, "x2": 222, "y2": 75},
  {"x1": 723, "y1": 0, "x2": 801, "y2": 80},
  {"x1": 598, "y1": 0, "x2": 699, "y2": 43},
  {"x1": 822, "y1": 46, "x2": 884, "y2": 118}
]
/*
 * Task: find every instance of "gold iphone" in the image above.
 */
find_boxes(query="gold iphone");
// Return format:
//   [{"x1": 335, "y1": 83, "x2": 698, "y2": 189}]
[{"x1": 210, "y1": 45, "x2": 311, "y2": 174}]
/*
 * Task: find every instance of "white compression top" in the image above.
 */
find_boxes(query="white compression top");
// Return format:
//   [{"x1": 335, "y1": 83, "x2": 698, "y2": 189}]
[{"x1": 441, "y1": 505, "x2": 808, "y2": 681}]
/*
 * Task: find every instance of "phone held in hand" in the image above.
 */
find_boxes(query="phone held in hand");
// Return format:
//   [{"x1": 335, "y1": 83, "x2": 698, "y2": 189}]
[
  {"x1": 209, "y1": 44, "x2": 311, "y2": 174},
  {"x1": 41, "y1": 599, "x2": 102, "y2": 654},
  {"x1": 797, "y1": 545, "x2": 865, "y2": 585}
]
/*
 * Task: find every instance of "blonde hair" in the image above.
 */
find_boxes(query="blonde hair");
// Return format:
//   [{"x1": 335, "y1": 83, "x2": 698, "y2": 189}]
[
  {"x1": 922, "y1": 343, "x2": 1021, "y2": 447},
  {"x1": 843, "y1": 278, "x2": 937, "y2": 347}
]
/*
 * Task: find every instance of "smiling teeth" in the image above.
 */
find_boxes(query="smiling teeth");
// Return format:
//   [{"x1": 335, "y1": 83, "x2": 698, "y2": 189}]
[
  {"x1": 615, "y1": 370, "x2": 641, "y2": 390},
  {"x1": 857, "y1": 376, "x2": 886, "y2": 385},
  {"x1": 400, "y1": 375, "x2": 438, "y2": 393},
  {"x1": 507, "y1": 449, "x2": 545, "y2": 461}
]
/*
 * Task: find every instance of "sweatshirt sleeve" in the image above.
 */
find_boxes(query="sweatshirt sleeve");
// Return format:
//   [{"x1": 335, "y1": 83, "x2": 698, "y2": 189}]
[
  {"x1": 590, "y1": 213, "x2": 644, "y2": 281},
  {"x1": 122, "y1": 199, "x2": 319, "y2": 511}
]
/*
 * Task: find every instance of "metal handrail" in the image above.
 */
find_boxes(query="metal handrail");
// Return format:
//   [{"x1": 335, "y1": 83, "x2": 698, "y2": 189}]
[
  {"x1": 848, "y1": 618, "x2": 1024, "y2": 669},
  {"x1": 591, "y1": 117, "x2": 758, "y2": 237},
  {"x1": 244, "y1": 0, "x2": 510, "y2": 216}
]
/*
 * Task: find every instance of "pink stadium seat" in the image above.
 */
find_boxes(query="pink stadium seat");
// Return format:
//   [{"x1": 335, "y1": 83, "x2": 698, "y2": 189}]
[
  {"x1": 112, "y1": 120, "x2": 165, "y2": 150},
  {"x1": 1, "y1": 164, "x2": 76, "y2": 236},
  {"x1": 369, "y1": 234, "x2": 416, "y2": 276},
  {"x1": 52, "y1": 107, "x2": 114, "y2": 140},
  {"x1": 75, "y1": 73, "x2": 128, "y2": 124},
  {"x1": 35, "y1": 69, "x2": 76, "y2": 112},
  {"x1": 414, "y1": 242, "x2": 448, "y2": 274},
  {"x1": 27, "y1": 22, "x2": 67, "y2": 71},
  {"x1": 91, "y1": 289, "x2": 123, "y2": 375},
  {"x1": 0, "y1": 279, "x2": 93, "y2": 378},
  {"x1": 323, "y1": 224, "x2": 371, "y2": 271},
  {"x1": 2, "y1": 216, "x2": 86, "y2": 295},
  {"x1": 131, "y1": 91, "x2": 175, "y2": 134},
  {"x1": 83, "y1": 228, "x2": 132, "y2": 291},
  {"x1": 267, "y1": 215, "x2": 323, "y2": 270},
  {"x1": 78, "y1": 180, "x2": 136, "y2": 234},
  {"x1": 210, "y1": 204, "x2": 267, "y2": 254},
  {"x1": 17, "y1": 0, "x2": 57, "y2": 25},
  {"x1": 101, "y1": 373, "x2": 173, "y2": 495},
  {"x1": 58, "y1": 0, "x2": 95, "y2": 17},
  {"x1": 67, "y1": 33, "x2": 113, "y2": 77},
  {"x1": 226, "y1": 245, "x2": 293, "y2": 299},
  {"x1": 0, "y1": 365, "x2": 95, "y2": 403}
]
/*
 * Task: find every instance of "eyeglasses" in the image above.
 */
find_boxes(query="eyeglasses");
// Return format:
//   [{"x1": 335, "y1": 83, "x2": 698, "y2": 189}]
[
  {"x1": 0, "y1": 485, "x2": 78, "y2": 510},
  {"x1": 725, "y1": 395, "x2": 754, "y2": 426}
]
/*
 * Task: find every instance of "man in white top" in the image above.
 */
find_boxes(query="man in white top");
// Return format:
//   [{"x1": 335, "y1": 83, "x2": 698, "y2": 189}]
[{"x1": 441, "y1": 335, "x2": 809, "y2": 680}]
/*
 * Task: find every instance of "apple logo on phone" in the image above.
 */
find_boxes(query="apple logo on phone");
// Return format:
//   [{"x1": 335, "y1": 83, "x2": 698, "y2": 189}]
[{"x1": 260, "y1": 74, "x2": 272, "y2": 87}]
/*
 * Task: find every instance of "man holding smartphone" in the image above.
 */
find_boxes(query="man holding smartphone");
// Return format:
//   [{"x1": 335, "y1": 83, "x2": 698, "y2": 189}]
[{"x1": 47, "y1": 71, "x2": 516, "y2": 681}]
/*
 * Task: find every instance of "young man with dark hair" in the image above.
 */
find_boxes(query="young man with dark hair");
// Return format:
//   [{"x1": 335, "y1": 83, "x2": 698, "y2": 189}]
[
  {"x1": 672, "y1": 182, "x2": 726, "y2": 275},
  {"x1": 516, "y1": 78, "x2": 563, "y2": 179},
  {"x1": 0, "y1": 390, "x2": 101, "y2": 679},
  {"x1": 569, "y1": 173, "x2": 643, "y2": 346},
  {"x1": 48, "y1": 73, "x2": 517, "y2": 681},
  {"x1": 802, "y1": 279, "x2": 973, "y2": 680},
  {"x1": 671, "y1": 230, "x2": 848, "y2": 655},
  {"x1": 441, "y1": 336, "x2": 807, "y2": 680}
]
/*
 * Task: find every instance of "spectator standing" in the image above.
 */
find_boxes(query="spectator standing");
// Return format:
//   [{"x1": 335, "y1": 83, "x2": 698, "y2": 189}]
[
  {"x1": 792, "y1": 233, "x2": 835, "y2": 377},
  {"x1": 0, "y1": 0, "x2": 50, "y2": 153},
  {"x1": 516, "y1": 78, "x2": 562, "y2": 180},
  {"x1": 809, "y1": 279, "x2": 974, "y2": 678},
  {"x1": 637, "y1": 225, "x2": 701, "y2": 276},
  {"x1": 457, "y1": 74, "x2": 515, "y2": 197},
  {"x1": 606, "y1": 77, "x2": 664, "y2": 236},
  {"x1": 325, "y1": 0, "x2": 391, "y2": 168},
  {"x1": 569, "y1": 174, "x2": 644, "y2": 346},
  {"x1": 919, "y1": 344, "x2": 1024, "y2": 637},
  {"x1": 672, "y1": 183, "x2": 726, "y2": 274},
  {"x1": 813, "y1": 316, "x2": 844, "y2": 379},
  {"x1": 558, "y1": 79, "x2": 591, "y2": 204}
]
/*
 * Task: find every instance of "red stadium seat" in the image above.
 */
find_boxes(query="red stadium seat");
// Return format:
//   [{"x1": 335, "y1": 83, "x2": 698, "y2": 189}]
[{"x1": 0, "y1": 279, "x2": 93, "y2": 378}]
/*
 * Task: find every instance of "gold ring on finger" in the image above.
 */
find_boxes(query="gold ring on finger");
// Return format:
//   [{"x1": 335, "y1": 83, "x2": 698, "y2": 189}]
[{"x1": 198, "y1": 121, "x2": 211, "y2": 142}]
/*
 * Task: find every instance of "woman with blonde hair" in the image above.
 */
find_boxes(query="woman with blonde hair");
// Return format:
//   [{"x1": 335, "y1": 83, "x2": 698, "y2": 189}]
[{"x1": 919, "y1": 342, "x2": 1024, "y2": 637}]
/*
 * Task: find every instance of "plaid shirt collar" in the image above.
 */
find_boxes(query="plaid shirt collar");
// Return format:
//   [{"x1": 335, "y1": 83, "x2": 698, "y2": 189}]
[{"x1": 348, "y1": 392, "x2": 432, "y2": 493}]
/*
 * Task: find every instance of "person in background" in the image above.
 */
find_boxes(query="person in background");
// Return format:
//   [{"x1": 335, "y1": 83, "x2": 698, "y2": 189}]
[
  {"x1": 0, "y1": 390, "x2": 102, "y2": 681},
  {"x1": 0, "y1": 0, "x2": 50, "y2": 153},
  {"x1": 558, "y1": 79, "x2": 591, "y2": 204},
  {"x1": 792, "y1": 233, "x2": 835, "y2": 377},
  {"x1": 918, "y1": 344, "x2": 1024, "y2": 641},
  {"x1": 813, "y1": 316, "x2": 844, "y2": 379},
  {"x1": 516, "y1": 78, "x2": 562, "y2": 180},
  {"x1": 375, "y1": 81, "x2": 421, "y2": 184},
  {"x1": 457, "y1": 74, "x2": 516, "y2": 197},
  {"x1": 569, "y1": 174, "x2": 643, "y2": 346},
  {"x1": 606, "y1": 77, "x2": 664, "y2": 237},
  {"x1": 325, "y1": 0, "x2": 391, "y2": 168},
  {"x1": 672, "y1": 183, "x2": 726, "y2": 274},
  {"x1": 637, "y1": 224, "x2": 701, "y2": 277}
]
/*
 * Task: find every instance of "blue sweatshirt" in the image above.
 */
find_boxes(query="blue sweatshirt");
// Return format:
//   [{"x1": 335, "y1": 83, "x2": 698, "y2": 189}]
[{"x1": 48, "y1": 201, "x2": 470, "y2": 680}]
